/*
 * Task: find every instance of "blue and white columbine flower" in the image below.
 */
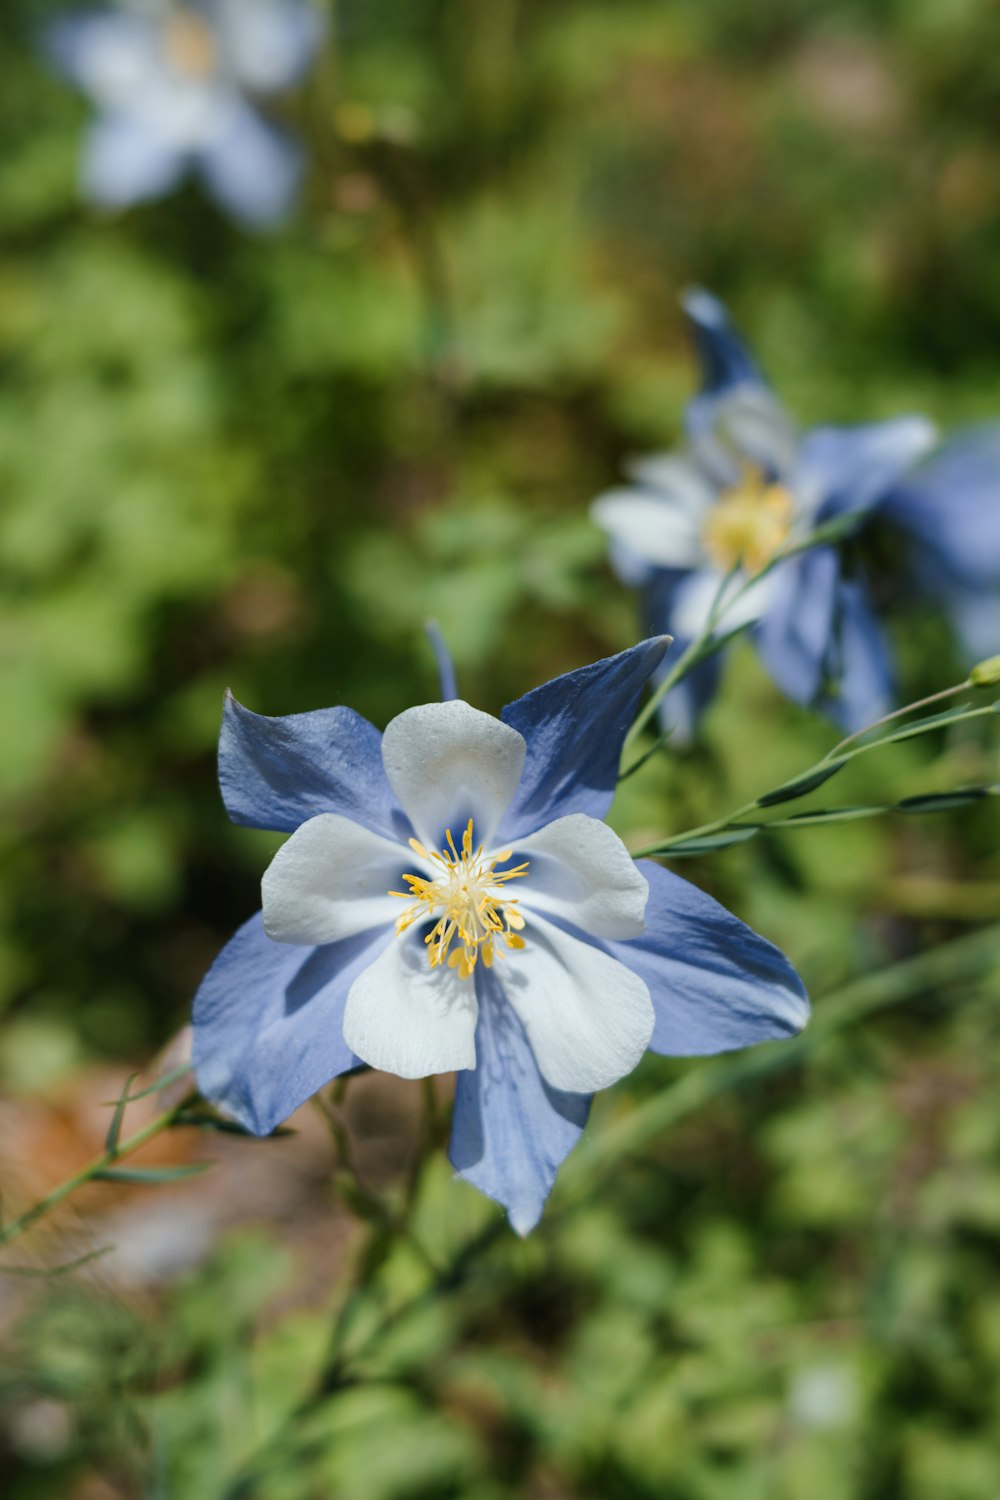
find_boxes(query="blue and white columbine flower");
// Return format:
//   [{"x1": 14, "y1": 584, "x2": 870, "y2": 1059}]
[
  {"x1": 48, "y1": 0, "x2": 322, "y2": 225},
  {"x1": 193, "y1": 641, "x2": 808, "y2": 1233},
  {"x1": 591, "y1": 290, "x2": 936, "y2": 738},
  {"x1": 880, "y1": 425, "x2": 1000, "y2": 664}
]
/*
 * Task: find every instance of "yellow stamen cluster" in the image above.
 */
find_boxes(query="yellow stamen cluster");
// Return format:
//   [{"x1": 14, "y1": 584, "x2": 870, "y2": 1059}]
[
  {"x1": 390, "y1": 819, "x2": 528, "y2": 981},
  {"x1": 701, "y1": 466, "x2": 795, "y2": 576},
  {"x1": 163, "y1": 9, "x2": 218, "y2": 78}
]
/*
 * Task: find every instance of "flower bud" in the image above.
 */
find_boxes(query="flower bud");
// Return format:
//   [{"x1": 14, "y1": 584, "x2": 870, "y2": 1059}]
[{"x1": 969, "y1": 654, "x2": 1000, "y2": 687}]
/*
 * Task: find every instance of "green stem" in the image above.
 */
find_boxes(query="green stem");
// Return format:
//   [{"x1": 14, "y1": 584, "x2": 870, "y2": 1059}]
[
  {"x1": 824, "y1": 679, "x2": 970, "y2": 761},
  {"x1": 0, "y1": 1093, "x2": 196, "y2": 1250},
  {"x1": 223, "y1": 921, "x2": 1000, "y2": 1495},
  {"x1": 622, "y1": 567, "x2": 742, "y2": 759},
  {"x1": 630, "y1": 798, "x2": 759, "y2": 859},
  {"x1": 620, "y1": 529, "x2": 837, "y2": 767},
  {"x1": 630, "y1": 703, "x2": 999, "y2": 858}
]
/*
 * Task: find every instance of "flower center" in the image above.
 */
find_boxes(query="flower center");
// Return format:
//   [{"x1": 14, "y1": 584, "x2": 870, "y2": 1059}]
[
  {"x1": 163, "y1": 9, "x2": 218, "y2": 78},
  {"x1": 701, "y1": 466, "x2": 795, "y2": 576},
  {"x1": 390, "y1": 819, "x2": 528, "y2": 981}
]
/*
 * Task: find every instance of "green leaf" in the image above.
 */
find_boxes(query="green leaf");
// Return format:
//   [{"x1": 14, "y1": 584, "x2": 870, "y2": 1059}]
[
  {"x1": 779, "y1": 804, "x2": 889, "y2": 826},
  {"x1": 113, "y1": 1064, "x2": 193, "y2": 1104},
  {"x1": 93, "y1": 1163, "x2": 213, "y2": 1185},
  {"x1": 653, "y1": 826, "x2": 760, "y2": 857},
  {"x1": 897, "y1": 788, "x2": 995, "y2": 814},
  {"x1": 877, "y1": 701, "x2": 998, "y2": 746},
  {"x1": 756, "y1": 759, "x2": 849, "y2": 807},
  {"x1": 767, "y1": 788, "x2": 996, "y2": 827},
  {"x1": 104, "y1": 1072, "x2": 139, "y2": 1155}
]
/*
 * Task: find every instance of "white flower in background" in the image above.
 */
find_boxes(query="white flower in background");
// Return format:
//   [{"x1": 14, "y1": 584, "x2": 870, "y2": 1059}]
[
  {"x1": 48, "y1": 0, "x2": 323, "y2": 225},
  {"x1": 591, "y1": 290, "x2": 937, "y2": 738}
]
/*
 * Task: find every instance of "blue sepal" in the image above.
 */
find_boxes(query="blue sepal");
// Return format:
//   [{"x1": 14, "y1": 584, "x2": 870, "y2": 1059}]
[
  {"x1": 603, "y1": 863, "x2": 809, "y2": 1055},
  {"x1": 449, "y1": 969, "x2": 590, "y2": 1235},
  {"x1": 193, "y1": 913, "x2": 389, "y2": 1136},
  {"x1": 498, "y1": 638, "x2": 671, "y2": 838},
  {"x1": 218, "y1": 691, "x2": 403, "y2": 837}
]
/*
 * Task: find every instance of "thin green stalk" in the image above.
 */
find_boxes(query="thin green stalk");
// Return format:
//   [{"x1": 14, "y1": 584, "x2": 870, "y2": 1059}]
[
  {"x1": 312, "y1": 1082, "x2": 443, "y2": 1277},
  {"x1": 0, "y1": 1092, "x2": 197, "y2": 1250},
  {"x1": 630, "y1": 701, "x2": 998, "y2": 858},
  {"x1": 223, "y1": 922, "x2": 1000, "y2": 1495},
  {"x1": 824, "y1": 678, "x2": 971, "y2": 760},
  {"x1": 630, "y1": 792, "x2": 760, "y2": 859},
  {"x1": 620, "y1": 511, "x2": 939, "y2": 772},
  {"x1": 622, "y1": 566, "x2": 740, "y2": 757}
]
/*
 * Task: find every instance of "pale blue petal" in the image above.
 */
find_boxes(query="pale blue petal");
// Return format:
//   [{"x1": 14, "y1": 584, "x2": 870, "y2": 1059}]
[
  {"x1": 883, "y1": 425, "x2": 1000, "y2": 589},
  {"x1": 680, "y1": 289, "x2": 798, "y2": 488},
  {"x1": 46, "y1": 13, "x2": 153, "y2": 96},
  {"x1": 603, "y1": 862, "x2": 808, "y2": 1054},
  {"x1": 449, "y1": 968, "x2": 590, "y2": 1235},
  {"x1": 755, "y1": 548, "x2": 840, "y2": 707},
  {"x1": 644, "y1": 570, "x2": 724, "y2": 742},
  {"x1": 681, "y1": 287, "x2": 763, "y2": 395},
  {"x1": 424, "y1": 621, "x2": 458, "y2": 701},
  {"x1": 198, "y1": 101, "x2": 302, "y2": 226},
  {"x1": 193, "y1": 913, "x2": 391, "y2": 1135},
  {"x1": 756, "y1": 552, "x2": 893, "y2": 729},
  {"x1": 498, "y1": 638, "x2": 671, "y2": 839},
  {"x1": 653, "y1": 646, "x2": 723, "y2": 745},
  {"x1": 946, "y1": 584, "x2": 1000, "y2": 662},
  {"x1": 219, "y1": 0, "x2": 324, "y2": 92},
  {"x1": 818, "y1": 574, "x2": 894, "y2": 732},
  {"x1": 218, "y1": 691, "x2": 403, "y2": 837},
  {"x1": 797, "y1": 417, "x2": 936, "y2": 524},
  {"x1": 80, "y1": 111, "x2": 186, "y2": 207}
]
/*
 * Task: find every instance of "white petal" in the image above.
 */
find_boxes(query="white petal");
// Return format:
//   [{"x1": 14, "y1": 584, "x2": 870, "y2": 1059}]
[
  {"x1": 721, "y1": 388, "x2": 798, "y2": 477},
  {"x1": 670, "y1": 566, "x2": 778, "y2": 640},
  {"x1": 380, "y1": 700, "x2": 526, "y2": 851},
  {"x1": 515, "y1": 814, "x2": 648, "y2": 939},
  {"x1": 262, "y1": 813, "x2": 403, "y2": 945},
  {"x1": 218, "y1": 0, "x2": 323, "y2": 91},
  {"x1": 693, "y1": 386, "x2": 798, "y2": 487},
  {"x1": 496, "y1": 916, "x2": 653, "y2": 1093},
  {"x1": 625, "y1": 453, "x2": 716, "y2": 515},
  {"x1": 591, "y1": 489, "x2": 706, "y2": 569},
  {"x1": 343, "y1": 935, "x2": 478, "y2": 1078}
]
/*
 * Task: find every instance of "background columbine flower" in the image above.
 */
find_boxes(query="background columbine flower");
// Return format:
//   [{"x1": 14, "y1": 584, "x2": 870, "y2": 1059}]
[
  {"x1": 48, "y1": 0, "x2": 323, "y2": 225},
  {"x1": 591, "y1": 290, "x2": 937, "y2": 739},
  {"x1": 880, "y1": 425, "x2": 1000, "y2": 664},
  {"x1": 192, "y1": 641, "x2": 809, "y2": 1234}
]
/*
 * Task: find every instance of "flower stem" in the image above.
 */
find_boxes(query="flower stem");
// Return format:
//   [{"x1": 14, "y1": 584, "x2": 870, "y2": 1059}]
[
  {"x1": 630, "y1": 698, "x2": 998, "y2": 858},
  {"x1": 222, "y1": 921, "x2": 1000, "y2": 1496},
  {"x1": 622, "y1": 565, "x2": 743, "y2": 761},
  {"x1": 629, "y1": 801, "x2": 758, "y2": 859},
  {"x1": 0, "y1": 1092, "x2": 197, "y2": 1250},
  {"x1": 825, "y1": 679, "x2": 971, "y2": 760}
]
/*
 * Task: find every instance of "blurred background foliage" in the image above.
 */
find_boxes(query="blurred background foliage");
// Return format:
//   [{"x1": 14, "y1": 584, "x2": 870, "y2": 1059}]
[{"x1": 1, "y1": 0, "x2": 999, "y2": 1495}]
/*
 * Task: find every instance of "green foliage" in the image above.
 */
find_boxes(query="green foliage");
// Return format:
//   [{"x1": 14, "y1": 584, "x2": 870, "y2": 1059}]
[{"x1": 1, "y1": 0, "x2": 999, "y2": 1495}]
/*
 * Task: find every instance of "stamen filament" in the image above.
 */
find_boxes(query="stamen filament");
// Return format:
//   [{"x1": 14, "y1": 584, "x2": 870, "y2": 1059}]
[{"x1": 390, "y1": 818, "x2": 529, "y2": 980}]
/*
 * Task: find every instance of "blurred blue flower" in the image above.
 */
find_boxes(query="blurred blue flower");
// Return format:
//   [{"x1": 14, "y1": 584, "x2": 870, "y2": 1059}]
[
  {"x1": 192, "y1": 641, "x2": 808, "y2": 1233},
  {"x1": 48, "y1": 0, "x2": 323, "y2": 225},
  {"x1": 880, "y1": 425, "x2": 1000, "y2": 664},
  {"x1": 592, "y1": 290, "x2": 936, "y2": 737}
]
